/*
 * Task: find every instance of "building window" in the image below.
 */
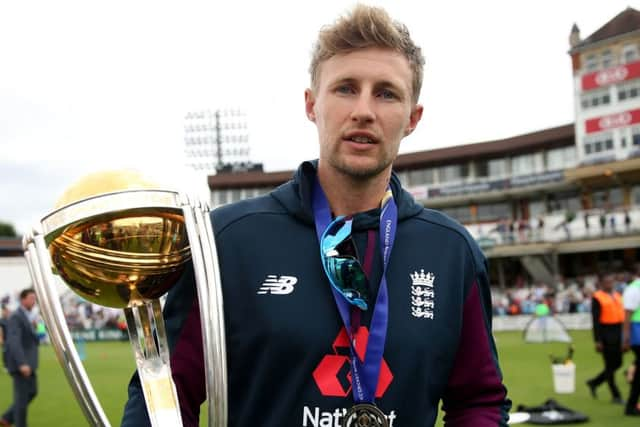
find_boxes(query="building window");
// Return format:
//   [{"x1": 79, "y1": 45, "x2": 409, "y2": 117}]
[
  {"x1": 476, "y1": 202, "x2": 511, "y2": 222},
  {"x1": 408, "y1": 168, "x2": 434, "y2": 186},
  {"x1": 438, "y1": 164, "x2": 468, "y2": 183},
  {"x1": 584, "y1": 132, "x2": 614, "y2": 155},
  {"x1": 219, "y1": 190, "x2": 229, "y2": 205},
  {"x1": 396, "y1": 171, "x2": 409, "y2": 187},
  {"x1": 475, "y1": 160, "x2": 489, "y2": 178},
  {"x1": 442, "y1": 206, "x2": 472, "y2": 224},
  {"x1": 488, "y1": 158, "x2": 508, "y2": 178},
  {"x1": 547, "y1": 148, "x2": 563, "y2": 170},
  {"x1": 633, "y1": 127, "x2": 640, "y2": 146},
  {"x1": 549, "y1": 191, "x2": 580, "y2": 213},
  {"x1": 601, "y1": 50, "x2": 614, "y2": 69},
  {"x1": 618, "y1": 80, "x2": 640, "y2": 101},
  {"x1": 564, "y1": 146, "x2": 577, "y2": 167},
  {"x1": 585, "y1": 54, "x2": 598, "y2": 72},
  {"x1": 594, "y1": 141, "x2": 603, "y2": 152},
  {"x1": 592, "y1": 188, "x2": 623, "y2": 209},
  {"x1": 581, "y1": 88, "x2": 610, "y2": 109},
  {"x1": 632, "y1": 185, "x2": 640, "y2": 204},
  {"x1": 443, "y1": 203, "x2": 513, "y2": 223},
  {"x1": 546, "y1": 146, "x2": 577, "y2": 170},
  {"x1": 511, "y1": 153, "x2": 543, "y2": 176},
  {"x1": 529, "y1": 199, "x2": 546, "y2": 218},
  {"x1": 623, "y1": 44, "x2": 639, "y2": 64}
]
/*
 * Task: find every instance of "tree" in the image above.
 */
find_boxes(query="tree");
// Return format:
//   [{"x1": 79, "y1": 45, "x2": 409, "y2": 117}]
[{"x1": 0, "y1": 221, "x2": 17, "y2": 237}]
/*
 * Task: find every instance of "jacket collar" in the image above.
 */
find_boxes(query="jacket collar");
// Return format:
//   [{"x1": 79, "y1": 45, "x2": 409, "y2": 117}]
[{"x1": 271, "y1": 160, "x2": 423, "y2": 230}]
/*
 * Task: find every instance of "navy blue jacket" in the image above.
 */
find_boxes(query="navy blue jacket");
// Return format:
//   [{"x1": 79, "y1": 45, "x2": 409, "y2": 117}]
[
  {"x1": 0, "y1": 317, "x2": 7, "y2": 366},
  {"x1": 122, "y1": 161, "x2": 510, "y2": 426},
  {"x1": 4, "y1": 308, "x2": 39, "y2": 374}
]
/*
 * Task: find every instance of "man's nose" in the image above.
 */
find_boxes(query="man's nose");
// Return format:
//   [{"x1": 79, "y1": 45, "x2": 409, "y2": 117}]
[{"x1": 350, "y1": 93, "x2": 375, "y2": 123}]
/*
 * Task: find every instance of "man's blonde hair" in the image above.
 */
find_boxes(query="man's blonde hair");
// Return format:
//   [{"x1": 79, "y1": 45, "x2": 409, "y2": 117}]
[{"x1": 309, "y1": 4, "x2": 425, "y2": 103}]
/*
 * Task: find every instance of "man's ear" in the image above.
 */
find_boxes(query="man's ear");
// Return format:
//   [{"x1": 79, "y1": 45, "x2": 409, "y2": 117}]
[
  {"x1": 305, "y1": 89, "x2": 316, "y2": 122},
  {"x1": 404, "y1": 104, "x2": 424, "y2": 136}
]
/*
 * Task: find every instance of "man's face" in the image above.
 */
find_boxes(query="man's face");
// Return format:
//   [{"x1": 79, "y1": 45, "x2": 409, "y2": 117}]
[
  {"x1": 305, "y1": 47, "x2": 422, "y2": 180},
  {"x1": 21, "y1": 293, "x2": 37, "y2": 311},
  {"x1": 601, "y1": 276, "x2": 615, "y2": 292}
]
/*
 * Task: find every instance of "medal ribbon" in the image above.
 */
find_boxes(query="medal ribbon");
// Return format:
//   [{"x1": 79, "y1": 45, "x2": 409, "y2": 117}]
[{"x1": 312, "y1": 177, "x2": 397, "y2": 404}]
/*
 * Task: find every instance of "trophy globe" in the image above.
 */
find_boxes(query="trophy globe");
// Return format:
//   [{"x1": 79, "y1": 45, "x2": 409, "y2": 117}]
[{"x1": 46, "y1": 170, "x2": 190, "y2": 308}]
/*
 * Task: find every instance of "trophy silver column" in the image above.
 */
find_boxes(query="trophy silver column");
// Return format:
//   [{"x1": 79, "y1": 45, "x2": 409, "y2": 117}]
[{"x1": 23, "y1": 171, "x2": 228, "y2": 427}]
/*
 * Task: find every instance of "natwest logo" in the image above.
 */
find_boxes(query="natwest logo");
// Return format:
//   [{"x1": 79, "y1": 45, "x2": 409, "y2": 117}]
[
  {"x1": 595, "y1": 66, "x2": 629, "y2": 87},
  {"x1": 313, "y1": 327, "x2": 393, "y2": 397}
]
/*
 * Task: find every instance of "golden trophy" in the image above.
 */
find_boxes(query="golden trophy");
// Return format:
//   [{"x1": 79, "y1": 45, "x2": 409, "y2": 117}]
[{"x1": 23, "y1": 170, "x2": 227, "y2": 427}]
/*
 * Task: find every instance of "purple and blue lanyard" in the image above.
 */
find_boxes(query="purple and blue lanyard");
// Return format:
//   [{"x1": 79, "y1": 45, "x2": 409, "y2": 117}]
[{"x1": 312, "y1": 177, "x2": 397, "y2": 405}]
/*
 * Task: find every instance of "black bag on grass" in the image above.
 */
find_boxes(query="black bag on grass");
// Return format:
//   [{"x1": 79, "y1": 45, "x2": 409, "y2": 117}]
[{"x1": 516, "y1": 399, "x2": 589, "y2": 424}]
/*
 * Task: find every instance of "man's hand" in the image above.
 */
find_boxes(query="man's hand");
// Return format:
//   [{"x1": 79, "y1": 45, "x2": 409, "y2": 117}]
[
  {"x1": 18, "y1": 364, "x2": 32, "y2": 377},
  {"x1": 595, "y1": 341, "x2": 604, "y2": 353}
]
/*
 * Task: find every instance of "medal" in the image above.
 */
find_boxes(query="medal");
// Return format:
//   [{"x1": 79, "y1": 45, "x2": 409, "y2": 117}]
[{"x1": 342, "y1": 403, "x2": 389, "y2": 427}]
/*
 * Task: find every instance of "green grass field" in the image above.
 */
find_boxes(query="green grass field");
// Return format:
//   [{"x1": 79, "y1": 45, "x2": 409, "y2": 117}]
[
  {"x1": 477, "y1": 330, "x2": 638, "y2": 427},
  {"x1": 0, "y1": 330, "x2": 637, "y2": 426}
]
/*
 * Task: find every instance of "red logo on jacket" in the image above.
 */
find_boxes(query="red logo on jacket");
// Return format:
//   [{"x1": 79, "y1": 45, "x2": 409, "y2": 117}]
[{"x1": 313, "y1": 327, "x2": 393, "y2": 397}]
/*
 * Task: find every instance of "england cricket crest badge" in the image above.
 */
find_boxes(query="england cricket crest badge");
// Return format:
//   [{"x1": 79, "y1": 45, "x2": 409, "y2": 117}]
[{"x1": 410, "y1": 269, "x2": 435, "y2": 319}]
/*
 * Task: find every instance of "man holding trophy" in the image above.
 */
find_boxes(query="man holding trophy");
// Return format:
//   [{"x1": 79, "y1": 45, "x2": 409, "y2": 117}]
[{"x1": 119, "y1": 4, "x2": 510, "y2": 427}]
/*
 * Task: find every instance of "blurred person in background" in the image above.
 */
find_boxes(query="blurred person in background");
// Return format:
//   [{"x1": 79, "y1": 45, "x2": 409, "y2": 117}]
[
  {"x1": 600, "y1": 211, "x2": 607, "y2": 236},
  {"x1": 587, "y1": 274, "x2": 625, "y2": 405},
  {"x1": 0, "y1": 289, "x2": 39, "y2": 427},
  {"x1": 583, "y1": 212, "x2": 590, "y2": 236},
  {"x1": 615, "y1": 271, "x2": 629, "y2": 294},
  {"x1": 623, "y1": 267, "x2": 640, "y2": 416},
  {"x1": 0, "y1": 304, "x2": 10, "y2": 371}
]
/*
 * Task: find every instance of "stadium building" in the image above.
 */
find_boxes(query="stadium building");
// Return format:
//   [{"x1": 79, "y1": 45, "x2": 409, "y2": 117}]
[
  {"x1": 206, "y1": 8, "x2": 640, "y2": 290},
  {"x1": 0, "y1": 238, "x2": 31, "y2": 302}
]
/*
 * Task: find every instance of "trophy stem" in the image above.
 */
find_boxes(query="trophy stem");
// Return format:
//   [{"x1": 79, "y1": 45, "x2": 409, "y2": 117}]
[
  {"x1": 182, "y1": 201, "x2": 228, "y2": 427},
  {"x1": 124, "y1": 300, "x2": 182, "y2": 427},
  {"x1": 26, "y1": 233, "x2": 111, "y2": 427}
]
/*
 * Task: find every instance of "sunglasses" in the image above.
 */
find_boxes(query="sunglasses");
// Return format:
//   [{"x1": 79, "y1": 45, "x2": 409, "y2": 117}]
[{"x1": 320, "y1": 216, "x2": 369, "y2": 310}]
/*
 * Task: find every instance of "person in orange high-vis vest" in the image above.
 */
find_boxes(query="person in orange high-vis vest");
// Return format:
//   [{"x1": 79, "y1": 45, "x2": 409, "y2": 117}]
[{"x1": 587, "y1": 274, "x2": 626, "y2": 404}]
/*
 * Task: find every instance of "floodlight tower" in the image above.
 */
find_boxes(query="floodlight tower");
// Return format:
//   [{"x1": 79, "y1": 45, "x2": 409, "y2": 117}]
[{"x1": 184, "y1": 108, "x2": 250, "y2": 173}]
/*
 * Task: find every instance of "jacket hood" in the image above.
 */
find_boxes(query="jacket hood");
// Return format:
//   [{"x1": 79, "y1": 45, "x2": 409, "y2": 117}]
[{"x1": 271, "y1": 160, "x2": 424, "y2": 230}]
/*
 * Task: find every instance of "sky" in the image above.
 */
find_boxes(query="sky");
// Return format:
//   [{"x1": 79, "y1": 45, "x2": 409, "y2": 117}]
[{"x1": 1, "y1": 0, "x2": 638, "y2": 235}]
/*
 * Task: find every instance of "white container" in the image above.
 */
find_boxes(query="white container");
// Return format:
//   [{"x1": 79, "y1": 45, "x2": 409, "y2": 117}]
[{"x1": 552, "y1": 363, "x2": 576, "y2": 393}]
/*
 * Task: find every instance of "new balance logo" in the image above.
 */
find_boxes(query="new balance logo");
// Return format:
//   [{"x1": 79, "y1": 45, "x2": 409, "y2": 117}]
[{"x1": 257, "y1": 275, "x2": 298, "y2": 295}]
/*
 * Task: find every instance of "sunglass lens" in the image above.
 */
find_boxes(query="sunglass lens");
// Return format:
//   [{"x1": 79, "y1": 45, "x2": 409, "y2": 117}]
[{"x1": 321, "y1": 217, "x2": 369, "y2": 309}]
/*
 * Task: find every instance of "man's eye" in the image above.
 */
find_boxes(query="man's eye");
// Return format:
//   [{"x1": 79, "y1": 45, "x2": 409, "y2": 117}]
[
  {"x1": 336, "y1": 85, "x2": 354, "y2": 94},
  {"x1": 378, "y1": 89, "x2": 397, "y2": 99}
]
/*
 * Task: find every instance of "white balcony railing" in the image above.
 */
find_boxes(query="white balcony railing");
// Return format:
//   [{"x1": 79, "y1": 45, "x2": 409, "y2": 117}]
[{"x1": 468, "y1": 206, "x2": 639, "y2": 247}]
